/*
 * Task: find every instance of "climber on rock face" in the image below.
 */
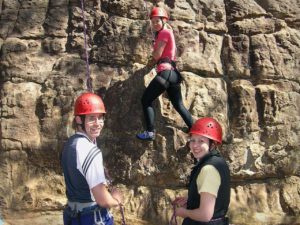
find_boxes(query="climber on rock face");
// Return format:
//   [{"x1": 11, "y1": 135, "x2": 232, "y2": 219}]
[
  {"x1": 136, "y1": 7, "x2": 193, "y2": 141},
  {"x1": 61, "y1": 92, "x2": 123, "y2": 225},
  {"x1": 171, "y1": 118, "x2": 231, "y2": 225}
]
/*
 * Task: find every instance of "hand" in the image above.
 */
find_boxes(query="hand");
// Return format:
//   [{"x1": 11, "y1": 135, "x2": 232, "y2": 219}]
[
  {"x1": 111, "y1": 188, "x2": 123, "y2": 205},
  {"x1": 175, "y1": 207, "x2": 187, "y2": 218},
  {"x1": 146, "y1": 55, "x2": 156, "y2": 68},
  {"x1": 172, "y1": 196, "x2": 187, "y2": 207}
]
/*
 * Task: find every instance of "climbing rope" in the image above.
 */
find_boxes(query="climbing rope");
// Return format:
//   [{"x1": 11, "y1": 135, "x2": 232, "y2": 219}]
[
  {"x1": 119, "y1": 204, "x2": 126, "y2": 225},
  {"x1": 79, "y1": 0, "x2": 93, "y2": 92},
  {"x1": 169, "y1": 204, "x2": 178, "y2": 225}
]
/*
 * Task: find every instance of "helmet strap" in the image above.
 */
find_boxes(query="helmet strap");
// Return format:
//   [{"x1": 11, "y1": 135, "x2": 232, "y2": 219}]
[{"x1": 161, "y1": 18, "x2": 166, "y2": 30}]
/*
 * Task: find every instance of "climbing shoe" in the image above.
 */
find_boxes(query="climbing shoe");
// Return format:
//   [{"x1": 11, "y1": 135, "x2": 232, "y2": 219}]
[{"x1": 136, "y1": 131, "x2": 155, "y2": 141}]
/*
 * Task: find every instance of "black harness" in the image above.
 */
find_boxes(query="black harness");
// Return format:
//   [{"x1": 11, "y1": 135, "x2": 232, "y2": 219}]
[{"x1": 155, "y1": 58, "x2": 183, "y2": 88}]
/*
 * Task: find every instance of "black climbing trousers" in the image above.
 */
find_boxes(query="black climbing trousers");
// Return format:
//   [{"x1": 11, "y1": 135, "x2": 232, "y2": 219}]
[{"x1": 141, "y1": 69, "x2": 193, "y2": 132}]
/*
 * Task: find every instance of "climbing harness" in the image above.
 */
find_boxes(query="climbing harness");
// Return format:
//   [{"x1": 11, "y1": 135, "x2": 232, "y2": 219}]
[
  {"x1": 64, "y1": 203, "x2": 114, "y2": 225},
  {"x1": 79, "y1": 0, "x2": 93, "y2": 92},
  {"x1": 169, "y1": 204, "x2": 178, "y2": 225}
]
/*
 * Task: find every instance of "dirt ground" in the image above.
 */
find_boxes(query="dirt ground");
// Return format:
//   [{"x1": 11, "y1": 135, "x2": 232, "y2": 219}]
[
  {"x1": 2, "y1": 210, "x2": 300, "y2": 225},
  {"x1": 2, "y1": 210, "x2": 156, "y2": 225}
]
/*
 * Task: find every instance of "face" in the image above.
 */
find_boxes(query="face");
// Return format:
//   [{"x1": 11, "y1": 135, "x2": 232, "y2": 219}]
[
  {"x1": 151, "y1": 16, "x2": 164, "y2": 32},
  {"x1": 83, "y1": 113, "x2": 105, "y2": 142},
  {"x1": 189, "y1": 134, "x2": 210, "y2": 161}
]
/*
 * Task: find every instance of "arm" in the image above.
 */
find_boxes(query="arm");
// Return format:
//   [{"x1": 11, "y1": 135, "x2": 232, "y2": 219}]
[
  {"x1": 176, "y1": 165, "x2": 220, "y2": 222},
  {"x1": 91, "y1": 183, "x2": 122, "y2": 208},
  {"x1": 78, "y1": 144, "x2": 123, "y2": 208},
  {"x1": 152, "y1": 40, "x2": 167, "y2": 61},
  {"x1": 175, "y1": 192, "x2": 216, "y2": 222},
  {"x1": 146, "y1": 40, "x2": 167, "y2": 68}
]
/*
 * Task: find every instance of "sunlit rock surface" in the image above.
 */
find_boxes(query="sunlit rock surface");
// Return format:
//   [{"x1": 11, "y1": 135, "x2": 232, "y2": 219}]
[{"x1": 0, "y1": 0, "x2": 299, "y2": 224}]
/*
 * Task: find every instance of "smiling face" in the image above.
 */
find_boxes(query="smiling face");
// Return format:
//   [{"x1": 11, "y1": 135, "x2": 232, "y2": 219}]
[
  {"x1": 189, "y1": 134, "x2": 210, "y2": 161},
  {"x1": 151, "y1": 16, "x2": 164, "y2": 32},
  {"x1": 83, "y1": 113, "x2": 105, "y2": 142}
]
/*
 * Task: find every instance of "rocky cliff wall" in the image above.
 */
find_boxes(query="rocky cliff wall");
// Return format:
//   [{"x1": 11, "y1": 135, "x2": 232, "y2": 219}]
[{"x1": 0, "y1": 0, "x2": 299, "y2": 224}]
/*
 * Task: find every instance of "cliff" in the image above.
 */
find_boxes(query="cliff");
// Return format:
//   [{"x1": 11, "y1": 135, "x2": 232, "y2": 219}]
[{"x1": 0, "y1": 0, "x2": 299, "y2": 224}]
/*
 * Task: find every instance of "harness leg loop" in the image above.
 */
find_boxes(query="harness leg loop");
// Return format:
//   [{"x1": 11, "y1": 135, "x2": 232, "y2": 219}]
[{"x1": 94, "y1": 208, "x2": 105, "y2": 225}]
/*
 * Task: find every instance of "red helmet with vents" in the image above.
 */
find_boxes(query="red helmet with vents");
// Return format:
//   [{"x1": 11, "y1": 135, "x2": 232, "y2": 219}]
[
  {"x1": 189, "y1": 117, "x2": 222, "y2": 144},
  {"x1": 74, "y1": 92, "x2": 106, "y2": 115},
  {"x1": 150, "y1": 7, "x2": 169, "y2": 20}
]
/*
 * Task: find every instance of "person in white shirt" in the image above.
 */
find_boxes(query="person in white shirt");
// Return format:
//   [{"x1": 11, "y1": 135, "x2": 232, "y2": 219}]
[{"x1": 61, "y1": 92, "x2": 122, "y2": 225}]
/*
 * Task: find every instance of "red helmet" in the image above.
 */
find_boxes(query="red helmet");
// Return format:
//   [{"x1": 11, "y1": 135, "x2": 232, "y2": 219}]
[
  {"x1": 150, "y1": 7, "x2": 169, "y2": 20},
  {"x1": 189, "y1": 117, "x2": 223, "y2": 144},
  {"x1": 74, "y1": 92, "x2": 106, "y2": 115}
]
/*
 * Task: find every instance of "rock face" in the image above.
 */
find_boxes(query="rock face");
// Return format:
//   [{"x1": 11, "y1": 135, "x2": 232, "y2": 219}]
[{"x1": 0, "y1": 0, "x2": 299, "y2": 225}]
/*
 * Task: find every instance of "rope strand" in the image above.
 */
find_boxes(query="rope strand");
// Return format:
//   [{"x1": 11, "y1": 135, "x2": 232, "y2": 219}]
[
  {"x1": 169, "y1": 204, "x2": 178, "y2": 225},
  {"x1": 119, "y1": 204, "x2": 126, "y2": 225}
]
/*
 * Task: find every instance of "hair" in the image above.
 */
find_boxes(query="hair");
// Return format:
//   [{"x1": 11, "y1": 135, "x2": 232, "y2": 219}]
[
  {"x1": 209, "y1": 139, "x2": 216, "y2": 151},
  {"x1": 164, "y1": 21, "x2": 172, "y2": 30},
  {"x1": 72, "y1": 115, "x2": 86, "y2": 131},
  {"x1": 154, "y1": 19, "x2": 173, "y2": 40},
  {"x1": 72, "y1": 118, "x2": 77, "y2": 130}
]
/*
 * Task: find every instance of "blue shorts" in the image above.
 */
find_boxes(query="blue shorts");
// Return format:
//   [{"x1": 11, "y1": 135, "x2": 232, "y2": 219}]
[{"x1": 63, "y1": 205, "x2": 114, "y2": 225}]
